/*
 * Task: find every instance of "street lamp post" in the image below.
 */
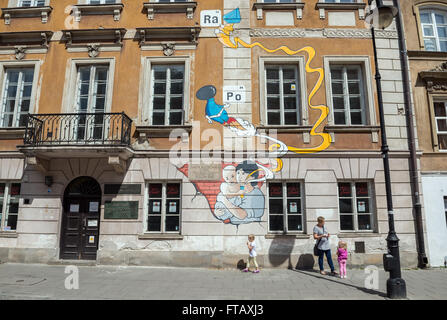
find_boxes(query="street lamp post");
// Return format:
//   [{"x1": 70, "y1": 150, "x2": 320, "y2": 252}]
[{"x1": 367, "y1": 0, "x2": 407, "y2": 299}]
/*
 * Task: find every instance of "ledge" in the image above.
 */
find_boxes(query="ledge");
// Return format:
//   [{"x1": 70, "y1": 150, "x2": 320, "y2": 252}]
[
  {"x1": 0, "y1": 127, "x2": 25, "y2": 140},
  {"x1": 315, "y1": 2, "x2": 366, "y2": 20},
  {"x1": 138, "y1": 234, "x2": 183, "y2": 240},
  {"x1": 0, "y1": 231, "x2": 18, "y2": 238},
  {"x1": 72, "y1": 4, "x2": 124, "y2": 22},
  {"x1": 143, "y1": 2, "x2": 197, "y2": 20},
  {"x1": 265, "y1": 233, "x2": 310, "y2": 239},
  {"x1": 252, "y1": 2, "x2": 305, "y2": 20},
  {"x1": 325, "y1": 125, "x2": 380, "y2": 133},
  {"x1": 257, "y1": 125, "x2": 312, "y2": 133},
  {"x1": 136, "y1": 27, "x2": 201, "y2": 47},
  {"x1": 1, "y1": 6, "x2": 52, "y2": 25},
  {"x1": 407, "y1": 50, "x2": 447, "y2": 59},
  {"x1": 337, "y1": 232, "x2": 380, "y2": 238},
  {"x1": 136, "y1": 125, "x2": 193, "y2": 138}
]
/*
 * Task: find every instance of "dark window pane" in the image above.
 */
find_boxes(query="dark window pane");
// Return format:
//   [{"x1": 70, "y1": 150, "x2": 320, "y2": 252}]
[
  {"x1": 287, "y1": 199, "x2": 301, "y2": 214},
  {"x1": 266, "y1": 68, "x2": 280, "y2": 80},
  {"x1": 269, "y1": 183, "x2": 283, "y2": 197},
  {"x1": 148, "y1": 216, "x2": 161, "y2": 232},
  {"x1": 170, "y1": 97, "x2": 183, "y2": 110},
  {"x1": 331, "y1": 82, "x2": 343, "y2": 95},
  {"x1": 287, "y1": 215, "x2": 302, "y2": 231},
  {"x1": 165, "y1": 216, "x2": 180, "y2": 232},
  {"x1": 149, "y1": 184, "x2": 162, "y2": 197},
  {"x1": 331, "y1": 68, "x2": 343, "y2": 80},
  {"x1": 338, "y1": 183, "x2": 351, "y2": 197},
  {"x1": 166, "y1": 200, "x2": 180, "y2": 215},
  {"x1": 153, "y1": 67, "x2": 167, "y2": 80},
  {"x1": 267, "y1": 82, "x2": 279, "y2": 95},
  {"x1": 267, "y1": 112, "x2": 280, "y2": 125},
  {"x1": 171, "y1": 82, "x2": 184, "y2": 95},
  {"x1": 434, "y1": 102, "x2": 445, "y2": 116},
  {"x1": 349, "y1": 97, "x2": 361, "y2": 110},
  {"x1": 169, "y1": 112, "x2": 182, "y2": 125},
  {"x1": 154, "y1": 82, "x2": 166, "y2": 95},
  {"x1": 284, "y1": 112, "x2": 298, "y2": 125},
  {"x1": 284, "y1": 97, "x2": 297, "y2": 110},
  {"x1": 6, "y1": 215, "x2": 17, "y2": 230},
  {"x1": 153, "y1": 97, "x2": 166, "y2": 110},
  {"x1": 152, "y1": 113, "x2": 165, "y2": 125},
  {"x1": 282, "y1": 69, "x2": 295, "y2": 80},
  {"x1": 167, "y1": 183, "x2": 180, "y2": 198},
  {"x1": 333, "y1": 97, "x2": 345, "y2": 110},
  {"x1": 269, "y1": 215, "x2": 283, "y2": 231},
  {"x1": 348, "y1": 82, "x2": 360, "y2": 95},
  {"x1": 351, "y1": 112, "x2": 362, "y2": 125},
  {"x1": 358, "y1": 214, "x2": 372, "y2": 230},
  {"x1": 339, "y1": 199, "x2": 353, "y2": 213},
  {"x1": 437, "y1": 119, "x2": 447, "y2": 132},
  {"x1": 267, "y1": 97, "x2": 280, "y2": 110},
  {"x1": 0, "y1": 183, "x2": 5, "y2": 196},
  {"x1": 340, "y1": 215, "x2": 354, "y2": 230},
  {"x1": 10, "y1": 184, "x2": 21, "y2": 195},
  {"x1": 347, "y1": 69, "x2": 359, "y2": 81},
  {"x1": 355, "y1": 182, "x2": 368, "y2": 197},
  {"x1": 8, "y1": 202, "x2": 19, "y2": 214},
  {"x1": 287, "y1": 183, "x2": 300, "y2": 197},
  {"x1": 283, "y1": 82, "x2": 297, "y2": 94},
  {"x1": 170, "y1": 66, "x2": 184, "y2": 80},
  {"x1": 269, "y1": 199, "x2": 283, "y2": 214},
  {"x1": 439, "y1": 135, "x2": 447, "y2": 150}
]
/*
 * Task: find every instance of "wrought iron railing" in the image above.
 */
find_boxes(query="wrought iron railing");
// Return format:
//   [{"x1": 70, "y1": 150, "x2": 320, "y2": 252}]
[{"x1": 23, "y1": 112, "x2": 132, "y2": 146}]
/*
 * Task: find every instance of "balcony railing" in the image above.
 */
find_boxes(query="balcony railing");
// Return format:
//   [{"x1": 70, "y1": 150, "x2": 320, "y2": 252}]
[{"x1": 23, "y1": 112, "x2": 132, "y2": 147}]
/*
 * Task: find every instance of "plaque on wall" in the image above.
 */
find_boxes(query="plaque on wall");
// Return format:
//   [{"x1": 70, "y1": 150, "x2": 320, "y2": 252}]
[
  {"x1": 104, "y1": 184, "x2": 142, "y2": 195},
  {"x1": 104, "y1": 201, "x2": 139, "y2": 219}
]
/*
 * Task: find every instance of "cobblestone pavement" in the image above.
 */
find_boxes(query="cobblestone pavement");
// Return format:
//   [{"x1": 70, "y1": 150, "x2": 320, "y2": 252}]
[{"x1": 0, "y1": 263, "x2": 446, "y2": 300}]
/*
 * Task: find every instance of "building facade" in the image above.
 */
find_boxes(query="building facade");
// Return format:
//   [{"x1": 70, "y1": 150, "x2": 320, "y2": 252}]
[
  {"x1": 0, "y1": 0, "x2": 420, "y2": 268},
  {"x1": 401, "y1": 0, "x2": 447, "y2": 267}
]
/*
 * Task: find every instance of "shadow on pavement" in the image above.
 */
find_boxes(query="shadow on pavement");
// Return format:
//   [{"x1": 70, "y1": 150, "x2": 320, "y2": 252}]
[{"x1": 292, "y1": 269, "x2": 389, "y2": 299}]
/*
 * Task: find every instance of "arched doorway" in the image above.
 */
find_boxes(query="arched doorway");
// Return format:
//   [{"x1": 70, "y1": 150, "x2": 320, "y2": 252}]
[{"x1": 60, "y1": 176, "x2": 102, "y2": 260}]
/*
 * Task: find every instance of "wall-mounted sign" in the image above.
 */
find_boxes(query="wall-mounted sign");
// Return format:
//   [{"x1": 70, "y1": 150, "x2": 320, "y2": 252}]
[
  {"x1": 70, "y1": 204, "x2": 79, "y2": 213},
  {"x1": 104, "y1": 184, "x2": 142, "y2": 195},
  {"x1": 89, "y1": 236, "x2": 95, "y2": 244},
  {"x1": 200, "y1": 10, "x2": 221, "y2": 27},
  {"x1": 223, "y1": 85, "x2": 246, "y2": 104},
  {"x1": 88, "y1": 220, "x2": 98, "y2": 227},
  {"x1": 104, "y1": 201, "x2": 139, "y2": 219},
  {"x1": 89, "y1": 202, "x2": 99, "y2": 212}
]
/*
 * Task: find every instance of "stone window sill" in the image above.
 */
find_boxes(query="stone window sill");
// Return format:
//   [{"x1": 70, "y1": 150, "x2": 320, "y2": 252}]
[
  {"x1": 143, "y1": 2, "x2": 197, "y2": 20},
  {"x1": 0, "y1": 231, "x2": 18, "y2": 238},
  {"x1": 265, "y1": 233, "x2": 309, "y2": 239},
  {"x1": 136, "y1": 125, "x2": 192, "y2": 139},
  {"x1": 1, "y1": 6, "x2": 52, "y2": 24},
  {"x1": 325, "y1": 125, "x2": 379, "y2": 143},
  {"x1": 407, "y1": 50, "x2": 447, "y2": 59},
  {"x1": 315, "y1": 2, "x2": 366, "y2": 19},
  {"x1": 138, "y1": 233, "x2": 183, "y2": 240},
  {"x1": 0, "y1": 127, "x2": 25, "y2": 140},
  {"x1": 257, "y1": 125, "x2": 312, "y2": 133},
  {"x1": 72, "y1": 4, "x2": 124, "y2": 22},
  {"x1": 337, "y1": 232, "x2": 379, "y2": 238},
  {"x1": 252, "y1": 2, "x2": 305, "y2": 20}
]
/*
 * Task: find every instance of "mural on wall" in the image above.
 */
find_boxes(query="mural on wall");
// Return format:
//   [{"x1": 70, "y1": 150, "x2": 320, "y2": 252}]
[{"x1": 178, "y1": 8, "x2": 332, "y2": 226}]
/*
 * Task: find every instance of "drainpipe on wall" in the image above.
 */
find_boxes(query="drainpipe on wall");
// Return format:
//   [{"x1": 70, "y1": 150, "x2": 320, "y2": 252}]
[{"x1": 393, "y1": 0, "x2": 428, "y2": 268}]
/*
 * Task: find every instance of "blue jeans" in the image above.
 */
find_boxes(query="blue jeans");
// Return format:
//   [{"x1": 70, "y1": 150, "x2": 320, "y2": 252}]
[{"x1": 318, "y1": 249, "x2": 335, "y2": 272}]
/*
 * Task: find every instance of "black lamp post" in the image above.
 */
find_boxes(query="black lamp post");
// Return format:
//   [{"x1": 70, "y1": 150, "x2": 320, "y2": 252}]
[{"x1": 366, "y1": 0, "x2": 407, "y2": 299}]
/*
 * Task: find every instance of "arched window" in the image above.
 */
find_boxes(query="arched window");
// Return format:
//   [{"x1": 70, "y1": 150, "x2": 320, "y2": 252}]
[{"x1": 420, "y1": 8, "x2": 447, "y2": 51}]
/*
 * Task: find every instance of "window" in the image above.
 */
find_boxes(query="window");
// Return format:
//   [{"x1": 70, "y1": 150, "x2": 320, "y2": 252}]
[
  {"x1": 0, "y1": 68, "x2": 35, "y2": 128},
  {"x1": 434, "y1": 101, "x2": 447, "y2": 150},
  {"x1": 147, "y1": 182, "x2": 181, "y2": 233},
  {"x1": 420, "y1": 9, "x2": 447, "y2": 52},
  {"x1": 150, "y1": 64, "x2": 185, "y2": 125},
  {"x1": 268, "y1": 182, "x2": 303, "y2": 232},
  {"x1": 330, "y1": 65, "x2": 366, "y2": 125},
  {"x1": 0, "y1": 183, "x2": 21, "y2": 231},
  {"x1": 265, "y1": 65, "x2": 300, "y2": 125},
  {"x1": 323, "y1": 0, "x2": 355, "y2": 2},
  {"x1": 87, "y1": 0, "x2": 117, "y2": 4},
  {"x1": 18, "y1": 0, "x2": 45, "y2": 6},
  {"x1": 338, "y1": 182, "x2": 374, "y2": 232}
]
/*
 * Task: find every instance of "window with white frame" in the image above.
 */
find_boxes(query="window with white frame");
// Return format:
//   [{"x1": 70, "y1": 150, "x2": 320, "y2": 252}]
[
  {"x1": 86, "y1": 0, "x2": 117, "y2": 4},
  {"x1": 268, "y1": 182, "x2": 303, "y2": 232},
  {"x1": 74, "y1": 65, "x2": 109, "y2": 140},
  {"x1": 150, "y1": 64, "x2": 185, "y2": 126},
  {"x1": 330, "y1": 64, "x2": 367, "y2": 125},
  {"x1": 434, "y1": 101, "x2": 447, "y2": 150},
  {"x1": 420, "y1": 9, "x2": 447, "y2": 52},
  {"x1": 265, "y1": 65, "x2": 300, "y2": 125},
  {"x1": 338, "y1": 181, "x2": 374, "y2": 232},
  {"x1": 147, "y1": 182, "x2": 181, "y2": 233},
  {"x1": 0, "y1": 68, "x2": 35, "y2": 128},
  {"x1": 0, "y1": 183, "x2": 21, "y2": 232},
  {"x1": 18, "y1": 0, "x2": 45, "y2": 7}
]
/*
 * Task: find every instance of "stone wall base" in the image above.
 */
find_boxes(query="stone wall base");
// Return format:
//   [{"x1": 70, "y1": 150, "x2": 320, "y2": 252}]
[{"x1": 0, "y1": 248, "x2": 419, "y2": 269}]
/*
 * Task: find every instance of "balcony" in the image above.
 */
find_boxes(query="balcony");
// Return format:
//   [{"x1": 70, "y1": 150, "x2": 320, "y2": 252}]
[{"x1": 19, "y1": 112, "x2": 133, "y2": 173}]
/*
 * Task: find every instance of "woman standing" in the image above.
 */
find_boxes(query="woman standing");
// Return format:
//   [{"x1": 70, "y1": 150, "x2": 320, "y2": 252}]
[{"x1": 313, "y1": 216, "x2": 337, "y2": 275}]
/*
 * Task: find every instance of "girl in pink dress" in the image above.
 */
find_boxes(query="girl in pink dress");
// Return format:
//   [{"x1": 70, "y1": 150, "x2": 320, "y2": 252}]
[{"x1": 337, "y1": 241, "x2": 348, "y2": 279}]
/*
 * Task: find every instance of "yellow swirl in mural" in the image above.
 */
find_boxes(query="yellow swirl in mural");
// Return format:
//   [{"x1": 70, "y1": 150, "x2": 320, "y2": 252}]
[{"x1": 217, "y1": 23, "x2": 332, "y2": 155}]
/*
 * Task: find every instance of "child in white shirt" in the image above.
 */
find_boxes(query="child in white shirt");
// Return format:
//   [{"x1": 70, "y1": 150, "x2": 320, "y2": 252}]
[{"x1": 243, "y1": 234, "x2": 260, "y2": 273}]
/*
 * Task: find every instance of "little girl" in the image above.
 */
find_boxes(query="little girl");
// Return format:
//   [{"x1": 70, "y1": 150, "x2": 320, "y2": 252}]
[
  {"x1": 337, "y1": 240, "x2": 348, "y2": 278},
  {"x1": 243, "y1": 234, "x2": 259, "y2": 273}
]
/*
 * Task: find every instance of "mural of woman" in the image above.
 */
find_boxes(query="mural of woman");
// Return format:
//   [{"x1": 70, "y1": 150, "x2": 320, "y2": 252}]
[{"x1": 214, "y1": 160, "x2": 265, "y2": 225}]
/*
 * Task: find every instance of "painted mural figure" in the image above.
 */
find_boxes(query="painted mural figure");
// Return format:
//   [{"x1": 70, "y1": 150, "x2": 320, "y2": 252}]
[{"x1": 214, "y1": 161, "x2": 265, "y2": 225}]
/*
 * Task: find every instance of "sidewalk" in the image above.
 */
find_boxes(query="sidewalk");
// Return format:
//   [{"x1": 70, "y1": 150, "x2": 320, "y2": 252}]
[{"x1": 0, "y1": 263, "x2": 446, "y2": 300}]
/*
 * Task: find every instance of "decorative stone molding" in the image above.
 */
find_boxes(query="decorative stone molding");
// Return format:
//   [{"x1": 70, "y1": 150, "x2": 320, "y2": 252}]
[
  {"x1": 0, "y1": 31, "x2": 52, "y2": 57},
  {"x1": 420, "y1": 62, "x2": 447, "y2": 92},
  {"x1": 87, "y1": 44, "x2": 100, "y2": 58},
  {"x1": 252, "y1": 1, "x2": 305, "y2": 20},
  {"x1": 249, "y1": 28, "x2": 397, "y2": 39},
  {"x1": 14, "y1": 46, "x2": 26, "y2": 60},
  {"x1": 71, "y1": 4, "x2": 124, "y2": 22},
  {"x1": 61, "y1": 29, "x2": 126, "y2": 55},
  {"x1": 162, "y1": 42, "x2": 175, "y2": 57},
  {"x1": 143, "y1": 1, "x2": 197, "y2": 20},
  {"x1": 1, "y1": 6, "x2": 52, "y2": 25},
  {"x1": 315, "y1": 0, "x2": 366, "y2": 20}
]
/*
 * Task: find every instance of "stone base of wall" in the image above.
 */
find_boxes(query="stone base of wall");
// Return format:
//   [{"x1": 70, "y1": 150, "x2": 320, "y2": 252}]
[{"x1": 0, "y1": 248, "x2": 418, "y2": 269}]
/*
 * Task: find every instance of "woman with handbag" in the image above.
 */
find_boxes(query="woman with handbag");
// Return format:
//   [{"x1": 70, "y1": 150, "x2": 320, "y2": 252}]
[{"x1": 313, "y1": 216, "x2": 337, "y2": 276}]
